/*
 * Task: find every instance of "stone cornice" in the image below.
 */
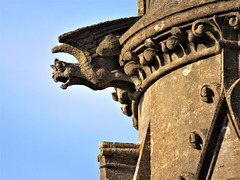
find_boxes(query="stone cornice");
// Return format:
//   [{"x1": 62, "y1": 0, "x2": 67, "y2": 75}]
[
  {"x1": 120, "y1": 0, "x2": 240, "y2": 49},
  {"x1": 118, "y1": 12, "x2": 240, "y2": 129}
]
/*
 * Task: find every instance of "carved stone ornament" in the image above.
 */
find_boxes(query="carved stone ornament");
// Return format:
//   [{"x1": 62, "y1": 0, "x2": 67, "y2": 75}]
[
  {"x1": 51, "y1": 0, "x2": 240, "y2": 179},
  {"x1": 52, "y1": 12, "x2": 240, "y2": 131}
]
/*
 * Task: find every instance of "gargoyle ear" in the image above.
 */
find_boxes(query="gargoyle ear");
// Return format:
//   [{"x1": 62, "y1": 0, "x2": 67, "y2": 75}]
[
  {"x1": 54, "y1": 58, "x2": 59, "y2": 63},
  {"x1": 50, "y1": 65, "x2": 55, "y2": 69}
]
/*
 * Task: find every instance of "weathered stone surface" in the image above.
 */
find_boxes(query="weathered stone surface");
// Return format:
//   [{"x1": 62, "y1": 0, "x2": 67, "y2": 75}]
[
  {"x1": 138, "y1": 55, "x2": 222, "y2": 179},
  {"x1": 210, "y1": 121, "x2": 240, "y2": 179}
]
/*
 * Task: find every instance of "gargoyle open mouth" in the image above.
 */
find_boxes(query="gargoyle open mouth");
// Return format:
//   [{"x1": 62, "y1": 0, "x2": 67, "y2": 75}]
[{"x1": 56, "y1": 77, "x2": 70, "y2": 89}]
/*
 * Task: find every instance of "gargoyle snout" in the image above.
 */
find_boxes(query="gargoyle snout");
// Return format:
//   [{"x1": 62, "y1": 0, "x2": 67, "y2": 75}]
[
  {"x1": 51, "y1": 73, "x2": 57, "y2": 82},
  {"x1": 51, "y1": 65, "x2": 58, "y2": 82},
  {"x1": 52, "y1": 75, "x2": 58, "y2": 82}
]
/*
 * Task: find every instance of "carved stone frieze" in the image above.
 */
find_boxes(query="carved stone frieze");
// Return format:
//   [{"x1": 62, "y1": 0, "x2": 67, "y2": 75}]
[{"x1": 121, "y1": 12, "x2": 240, "y2": 129}]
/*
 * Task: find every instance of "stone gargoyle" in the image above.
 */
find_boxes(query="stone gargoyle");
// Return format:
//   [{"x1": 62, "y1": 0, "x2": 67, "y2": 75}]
[
  {"x1": 50, "y1": 17, "x2": 143, "y2": 92},
  {"x1": 51, "y1": 42, "x2": 141, "y2": 91}
]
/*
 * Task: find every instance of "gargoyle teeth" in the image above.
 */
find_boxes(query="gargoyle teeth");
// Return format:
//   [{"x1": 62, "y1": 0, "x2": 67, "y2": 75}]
[{"x1": 60, "y1": 78, "x2": 70, "y2": 89}]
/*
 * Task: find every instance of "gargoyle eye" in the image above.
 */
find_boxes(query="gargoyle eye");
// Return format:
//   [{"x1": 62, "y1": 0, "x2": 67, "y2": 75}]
[
  {"x1": 56, "y1": 64, "x2": 62, "y2": 68},
  {"x1": 55, "y1": 63, "x2": 64, "y2": 71}
]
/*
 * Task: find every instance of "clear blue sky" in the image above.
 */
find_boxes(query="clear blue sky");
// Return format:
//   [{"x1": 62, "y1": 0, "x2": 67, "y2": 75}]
[{"x1": 0, "y1": 1, "x2": 138, "y2": 179}]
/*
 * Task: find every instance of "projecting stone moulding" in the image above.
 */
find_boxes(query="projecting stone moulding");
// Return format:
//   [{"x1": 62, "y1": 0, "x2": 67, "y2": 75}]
[{"x1": 51, "y1": 0, "x2": 240, "y2": 179}]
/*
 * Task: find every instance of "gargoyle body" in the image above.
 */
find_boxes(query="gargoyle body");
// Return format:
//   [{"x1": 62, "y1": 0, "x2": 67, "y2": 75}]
[
  {"x1": 51, "y1": 17, "x2": 142, "y2": 121},
  {"x1": 51, "y1": 28, "x2": 142, "y2": 91},
  {"x1": 51, "y1": 58, "x2": 141, "y2": 91}
]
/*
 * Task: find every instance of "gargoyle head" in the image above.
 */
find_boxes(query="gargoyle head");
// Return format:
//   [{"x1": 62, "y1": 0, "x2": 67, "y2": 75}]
[
  {"x1": 51, "y1": 58, "x2": 97, "y2": 90},
  {"x1": 51, "y1": 58, "x2": 72, "y2": 89}
]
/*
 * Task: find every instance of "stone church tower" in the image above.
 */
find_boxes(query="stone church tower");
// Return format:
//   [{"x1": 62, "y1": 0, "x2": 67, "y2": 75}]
[{"x1": 51, "y1": 0, "x2": 240, "y2": 179}]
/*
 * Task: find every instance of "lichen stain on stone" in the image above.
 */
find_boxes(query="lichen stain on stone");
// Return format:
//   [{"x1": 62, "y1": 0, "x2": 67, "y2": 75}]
[
  {"x1": 223, "y1": 126, "x2": 231, "y2": 137},
  {"x1": 182, "y1": 64, "x2": 193, "y2": 76},
  {"x1": 166, "y1": 123, "x2": 172, "y2": 132},
  {"x1": 154, "y1": 22, "x2": 165, "y2": 32},
  {"x1": 183, "y1": 68, "x2": 190, "y2": 76},
  {"x1": 160, "y1": 157, "x2": 179, "y2": 169},
  {"x1": 150, "y1": 139, "x2": 154, "y2": 155},
  {"x1": 161, "y1": 123, "x2": 166, "y2": 131},
  {"x1": 175, "y1": 149, "x2": 179, "y2": 157},
  {"x1": 177, "y1": 0, "x2": 182, "y2": 4}
]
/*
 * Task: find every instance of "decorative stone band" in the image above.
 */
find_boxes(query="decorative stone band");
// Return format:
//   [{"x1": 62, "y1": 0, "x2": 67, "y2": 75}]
[
  {"x1": 131, "y1": 44, "x2": 221, "y2": 124},
  {"x1": 119, "y1": 12, "x2": 240, "y2": 129},
  {"x1": 120, "y1": 0, "x2": 240, "y2": 51}
]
